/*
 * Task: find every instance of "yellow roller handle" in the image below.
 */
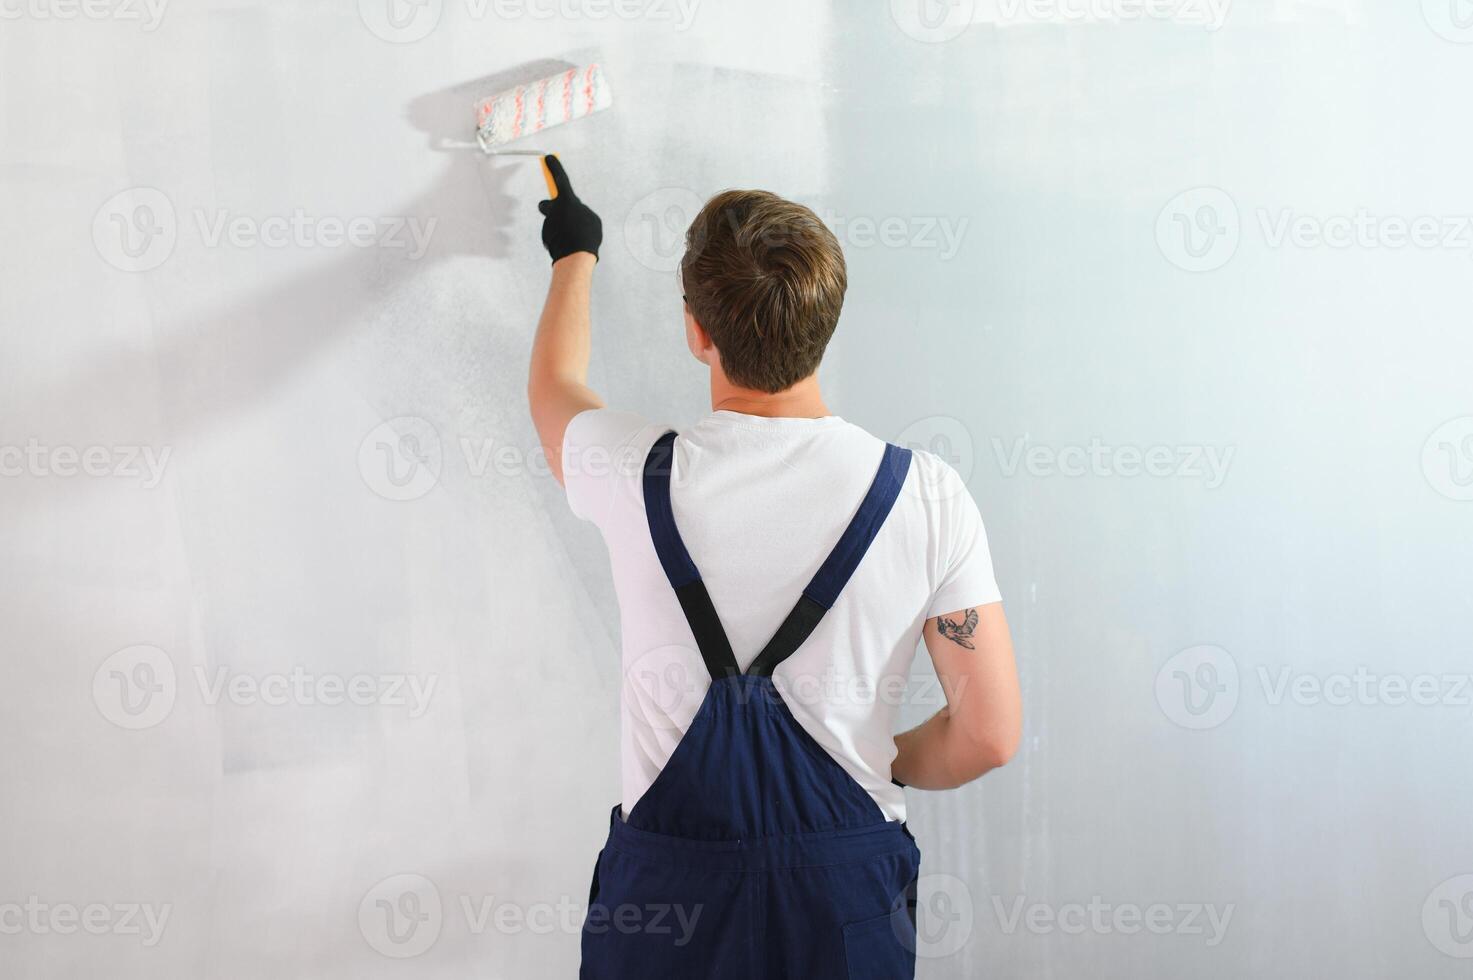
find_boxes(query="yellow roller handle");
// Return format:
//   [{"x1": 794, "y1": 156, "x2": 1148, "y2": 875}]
[{"x1": 541, "y1": 155, "x2": 559, "y2": 200}]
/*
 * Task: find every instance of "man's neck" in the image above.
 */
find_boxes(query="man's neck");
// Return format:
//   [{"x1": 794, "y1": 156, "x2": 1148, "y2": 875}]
[{"x1": 710, "y1": 374, "x2": 829, "y2": 419}]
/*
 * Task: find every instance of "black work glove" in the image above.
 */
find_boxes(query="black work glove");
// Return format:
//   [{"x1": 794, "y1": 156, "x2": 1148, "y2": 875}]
[{"x1": 537, "y1": 155, "x2": 602, "y2": 263}]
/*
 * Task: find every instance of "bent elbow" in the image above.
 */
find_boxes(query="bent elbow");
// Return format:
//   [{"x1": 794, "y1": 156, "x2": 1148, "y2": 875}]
[
  {"x1": 955, "y1": 724, "x2": 1021, "y2": 784},
  {"x1": 979, "y1": 734, "x2": 1019, "y2": 773}
]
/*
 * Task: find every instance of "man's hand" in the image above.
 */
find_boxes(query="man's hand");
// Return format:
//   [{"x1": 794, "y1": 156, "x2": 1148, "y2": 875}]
[{"x1": 538, "y1": 155, "x2": 603, "y2": 263}]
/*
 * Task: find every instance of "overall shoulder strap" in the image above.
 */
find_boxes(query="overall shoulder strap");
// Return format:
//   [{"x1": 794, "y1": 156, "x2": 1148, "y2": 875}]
[
  {"x1": 642, "y1": 431, "x2": 742, "y2": 680},
  {"x1": 746, "y1": 442, "x2": 913, "y2": 678}
]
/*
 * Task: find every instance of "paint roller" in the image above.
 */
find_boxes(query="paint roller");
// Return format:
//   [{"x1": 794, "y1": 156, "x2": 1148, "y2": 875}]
[{"x1": 473, "y1": 63, "x2": 613, "y2": 200}]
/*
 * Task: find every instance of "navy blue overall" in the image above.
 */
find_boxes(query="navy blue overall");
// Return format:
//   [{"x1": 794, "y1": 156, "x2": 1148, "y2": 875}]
[{"x1": 580, "y1": 431, "x2": 921, "y2": 980}]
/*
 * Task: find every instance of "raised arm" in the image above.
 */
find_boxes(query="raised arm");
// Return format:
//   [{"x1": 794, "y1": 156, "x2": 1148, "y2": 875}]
[
  {"x1": 526, "y1": 155, "x2": 605, "y2": 486},
  {"x1": 891, "y1": 602, "x2": 1021, "y2": 790}
]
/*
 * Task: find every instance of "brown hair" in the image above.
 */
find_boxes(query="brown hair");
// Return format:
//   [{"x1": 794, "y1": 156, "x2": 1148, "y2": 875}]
[{"x1": 680, "y1": 190, "x2": 846, "y2": 393}]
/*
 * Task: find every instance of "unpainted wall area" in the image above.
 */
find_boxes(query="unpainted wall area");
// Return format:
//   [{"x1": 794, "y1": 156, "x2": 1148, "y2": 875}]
[{"x1": 1, "y1": 2, "x2": 1470, "y2": 978}]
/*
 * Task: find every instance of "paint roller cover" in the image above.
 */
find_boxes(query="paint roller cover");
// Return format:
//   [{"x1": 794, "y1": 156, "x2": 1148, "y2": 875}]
[{"x1": 475, "y1": 63, "x2": 613, "y2": 149}]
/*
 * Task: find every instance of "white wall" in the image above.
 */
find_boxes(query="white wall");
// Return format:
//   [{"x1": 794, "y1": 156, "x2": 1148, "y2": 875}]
[{"x1": 3, "y1": 1, "x2": 1471, "y2": 977}]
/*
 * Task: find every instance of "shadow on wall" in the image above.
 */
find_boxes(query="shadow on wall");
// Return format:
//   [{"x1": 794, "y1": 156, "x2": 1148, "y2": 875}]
[{"x1": 33, "y1": 60, "x2": 587, "y2": 451}]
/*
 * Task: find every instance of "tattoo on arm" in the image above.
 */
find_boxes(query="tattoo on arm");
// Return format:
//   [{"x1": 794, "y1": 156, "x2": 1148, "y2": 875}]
[{"x1": 935, "y1": 608, "x2": 979, "y2": 650}]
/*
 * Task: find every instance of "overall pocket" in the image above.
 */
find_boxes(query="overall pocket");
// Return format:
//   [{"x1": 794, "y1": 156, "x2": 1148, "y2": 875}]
[{"x1": 842, "y1": 909, "x2": 916, "y2": 980}]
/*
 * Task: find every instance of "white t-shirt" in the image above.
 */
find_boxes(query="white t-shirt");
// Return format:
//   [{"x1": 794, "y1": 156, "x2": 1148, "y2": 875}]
[{"x1": 563, "y1": 408, "x2": 1002, "y2": 822}]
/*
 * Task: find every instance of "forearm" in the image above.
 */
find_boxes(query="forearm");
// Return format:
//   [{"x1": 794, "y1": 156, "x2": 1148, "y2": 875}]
[
  {"x1": 893, "y1": 707, "x2": 1006, "y2": 790},
  {"x1": 531, "y1": 252, "x2": 596, "y2": 381},
  {"x1": 527, "y1": 253, "x2": 603, "y2": 483}
]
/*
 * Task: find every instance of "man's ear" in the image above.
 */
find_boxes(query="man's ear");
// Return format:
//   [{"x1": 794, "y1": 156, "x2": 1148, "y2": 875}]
[{"x1": 684, "y1": 305, "x2": 715, "y2": 366}]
